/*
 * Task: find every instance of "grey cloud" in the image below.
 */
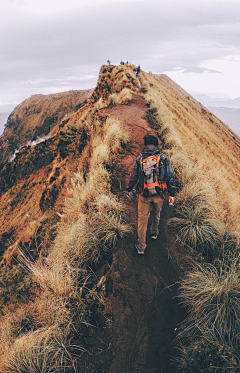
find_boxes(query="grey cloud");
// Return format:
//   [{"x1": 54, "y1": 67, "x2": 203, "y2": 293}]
[
  {"x1": 183, "y1": 67, "x2": 222, "y2": 74},
  {"x1": 1, "y1": 0, "x2": 240, "y2": 106}
]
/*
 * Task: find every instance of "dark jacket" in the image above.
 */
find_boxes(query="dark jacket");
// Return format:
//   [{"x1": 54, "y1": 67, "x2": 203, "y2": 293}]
[{"x1": 126, "y1": 144, "x2": 175, "y2": 197}]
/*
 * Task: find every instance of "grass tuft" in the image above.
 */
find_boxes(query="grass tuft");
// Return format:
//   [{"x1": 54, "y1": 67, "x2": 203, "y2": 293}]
[
  {"x1": 6, "y1": 325, "x2": 81, "y2": 373},
  {"x1": 178, "y1": 259, "x2": 240, "y2": 343}
]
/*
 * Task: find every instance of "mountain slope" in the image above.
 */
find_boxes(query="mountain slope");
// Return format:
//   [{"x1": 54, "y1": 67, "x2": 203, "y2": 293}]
[
  {"x1": 0, "y1": 89, "x2": 92, "y2": 165},
  {"x1": 0, "y1": 89, "x2": 92, "y2": 265},
  {"x1": 140, "y1": 72, "x2": 240, "y2": 222},
  {"x1": 0, "y1": 64, "x2": 240, "y2": 372}
]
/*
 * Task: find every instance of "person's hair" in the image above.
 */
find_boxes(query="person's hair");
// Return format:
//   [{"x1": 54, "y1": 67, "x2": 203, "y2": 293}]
[{"x1": 143, "y1": 134, "x2": 159, "y2": 146}]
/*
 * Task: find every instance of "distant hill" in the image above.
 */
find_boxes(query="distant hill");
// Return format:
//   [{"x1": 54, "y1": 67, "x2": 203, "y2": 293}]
[
  {"x1": 191, "y1": 93, "x2": 240, "y2": 136},
  {"x1": 193, "y1": 93, "x2": 240, "y2": 108},
  {"x1": 0, "y1": 89, "x2": 92, "y2": 165},
  {"x1": 207, "y1": 106, "x2": 240, "y2": 136}
]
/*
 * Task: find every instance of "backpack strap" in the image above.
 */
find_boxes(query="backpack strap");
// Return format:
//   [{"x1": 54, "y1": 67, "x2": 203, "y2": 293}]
[{"x1": 139, "y1": 155, "x2": 167, "y2": 196}]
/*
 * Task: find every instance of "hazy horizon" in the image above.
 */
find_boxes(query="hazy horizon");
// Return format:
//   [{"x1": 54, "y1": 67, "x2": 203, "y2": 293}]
[{"x1": 1, "y1": 0, "x2": 240, "y2": 112}]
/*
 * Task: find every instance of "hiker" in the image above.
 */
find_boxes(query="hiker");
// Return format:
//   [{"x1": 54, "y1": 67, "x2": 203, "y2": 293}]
[
  {"x1": 126, "y1": 134, "x2": 175, "y2": 254},
  {"x1": 134, "y1": 65, "x2": 140, "y2": 77}
]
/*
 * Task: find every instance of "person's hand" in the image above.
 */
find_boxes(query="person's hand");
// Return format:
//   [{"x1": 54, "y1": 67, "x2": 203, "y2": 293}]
[
  {"x1": 126, "y1": 189, "x2": 137, "y2": 201},
  {"x1": 169, "y1": 196, "x2": 174, "y2": 206}
]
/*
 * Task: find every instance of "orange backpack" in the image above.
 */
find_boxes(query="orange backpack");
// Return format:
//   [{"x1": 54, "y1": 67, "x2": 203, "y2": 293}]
[{"x1": 139, "y1": 154, "x2": 167, "y2": 197}]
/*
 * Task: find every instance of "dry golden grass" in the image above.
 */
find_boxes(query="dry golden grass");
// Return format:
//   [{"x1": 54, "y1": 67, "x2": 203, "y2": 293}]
[
  {"x1": 29, "y1": 115, "x2": 131, "y2": 297},
  {"x1": 0, "y1": 293, "x2": 72, "y2": 371},
  {"x1": 46, "y1": 116, "x2": 130, "y2": 273},
  {"x1": 139, "y1": 72, "x2": 240, "y2": 370},
  {"x1": 0, "y1": 87, "x2": 132, "y2": 370},
  {"x1": 141, "y1": 71, "x2": 240, "y2": 231},
  {"x1": 1, "y1": 63, "x2": 240, "y2": 371},
  {"x1": 4, "y1": 325, "x2": 79, "y2": 373},
  {"x1": 178, "y1": 258, "x2": 240, "y2": 344},
  {"x1": 108, "y1": 88, "x2": 134, "y2": 105}
]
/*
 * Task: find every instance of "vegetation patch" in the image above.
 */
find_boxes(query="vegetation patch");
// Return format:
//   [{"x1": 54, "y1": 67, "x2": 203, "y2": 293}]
[
  {"x1": 0, "y1": 139, "x2": 57, "y2": 196},
  {"x1": 0, "y1": 228, "x2": 15, "y2": 259},
  {"x1": 10, "y1": 183, "x2": 29, "y2": 211},
  {"x1": 32, "y1": 115, "x2": 58, "y2": 140},
  {"x1": 0, "y1": 264, "x2": 39, "y2": 314},
  {"x1": 39, "y1": 184, "x2": 60, "y2": 213},
  {"x1": 141, "y1": 77, "x2": 240, "y2": 371},
  {"x1": 57, "y1": 126, "x2": 89, "y2": 159},
  {"x1": 0, "y1": 98, "x2": 131, "y2": 371}
]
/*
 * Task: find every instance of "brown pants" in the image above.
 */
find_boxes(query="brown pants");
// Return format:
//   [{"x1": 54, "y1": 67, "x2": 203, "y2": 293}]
[{"x1": 137, "y1": 194, "x2": 164, "y2": 252}]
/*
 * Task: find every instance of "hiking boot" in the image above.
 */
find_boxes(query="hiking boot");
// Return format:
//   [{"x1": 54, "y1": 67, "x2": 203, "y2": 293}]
[
  {"x1": 135, "y1": 243, "x2": 144, "y2": 255},
  {"x1": 151, "y1": 232, "x2": 159, "y2": 240}
]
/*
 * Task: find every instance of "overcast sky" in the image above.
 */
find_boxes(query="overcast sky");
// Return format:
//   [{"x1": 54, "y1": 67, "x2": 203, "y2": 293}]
[{"x1": 1, "y1": 0, "x2": 240, "y2": 112}]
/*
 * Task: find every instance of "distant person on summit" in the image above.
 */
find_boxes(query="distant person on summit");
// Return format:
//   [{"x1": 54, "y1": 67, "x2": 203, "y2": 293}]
[
  {"x1": 126, "y1": 134, "x2": 175, "y2": 254},
  {"x1": 134, "y1": 65, "x2": 140, "y2": 77}
]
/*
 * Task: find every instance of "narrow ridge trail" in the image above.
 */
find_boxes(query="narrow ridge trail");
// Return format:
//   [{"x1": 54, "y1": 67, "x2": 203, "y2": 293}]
[{"x1": 100, "y1": 96, "x2": 186, "y2": 373}]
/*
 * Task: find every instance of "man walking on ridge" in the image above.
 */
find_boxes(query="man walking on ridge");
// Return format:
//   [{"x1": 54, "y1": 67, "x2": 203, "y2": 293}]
[{"x1": 126, "y1": 134, "x2": 175, "y2": 254}]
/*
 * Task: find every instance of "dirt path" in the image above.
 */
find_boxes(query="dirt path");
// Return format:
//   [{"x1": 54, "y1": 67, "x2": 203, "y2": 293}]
[
  {"x1": 77, "y1": 96, "x2": 186, "y2": 373},
  {"x1": 96, "y1": 96, "x2": 186, "y2": 373}
]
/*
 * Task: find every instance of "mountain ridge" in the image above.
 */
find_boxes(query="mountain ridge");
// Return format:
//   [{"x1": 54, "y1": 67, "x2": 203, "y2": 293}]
[
  {"x1": 0, "y1": 64, "x2": 240, "y2": 372},
  {"x1": 0, "y1": 89, "x2": 92, "y2": 165}
]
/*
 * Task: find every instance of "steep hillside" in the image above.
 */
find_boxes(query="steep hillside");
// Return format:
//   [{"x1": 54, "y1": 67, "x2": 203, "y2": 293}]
[
  {"x1": 141, "y1": 72, "x2": 240, "y2": 222},
  {"x1": 0, "y1": 89, "x2": 92, "y2": 263},
  {"x1": 0, "y1": 64, "x2": 240, "y2": 372},
  {"x1": 0, "y1": 89, "x2": 92, "y2": 164}
]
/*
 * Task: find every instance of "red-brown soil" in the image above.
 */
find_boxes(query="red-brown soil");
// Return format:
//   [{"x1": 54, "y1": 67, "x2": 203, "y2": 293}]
[{"x1": 77, "y1": 96, "x2": 186, "y2": 373}]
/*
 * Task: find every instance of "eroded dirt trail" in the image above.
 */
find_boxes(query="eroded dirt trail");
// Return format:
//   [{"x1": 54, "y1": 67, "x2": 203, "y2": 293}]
[{"x1": 98, "y1": 97, "x2": 185, "y2": 373}]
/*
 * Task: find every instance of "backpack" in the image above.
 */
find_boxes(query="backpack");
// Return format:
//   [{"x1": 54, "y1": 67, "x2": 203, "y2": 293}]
[{"x1": 139, "y1": 154, "x2": 167, "y2": 197}]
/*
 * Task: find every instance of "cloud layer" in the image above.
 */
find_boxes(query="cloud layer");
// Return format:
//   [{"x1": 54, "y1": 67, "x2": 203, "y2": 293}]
[{"x1": 1, "y1": 0, "x2": 240, "y2": 110}]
